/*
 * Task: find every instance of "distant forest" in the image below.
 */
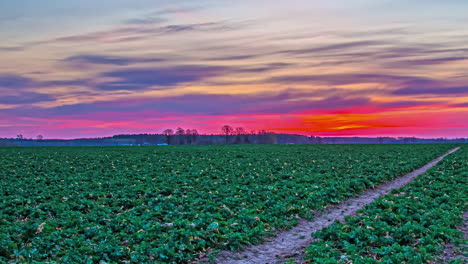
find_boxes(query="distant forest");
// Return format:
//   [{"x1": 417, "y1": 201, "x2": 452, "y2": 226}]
[{"x1": 1, "y1": 125, "x2": 467, "y2": 146}]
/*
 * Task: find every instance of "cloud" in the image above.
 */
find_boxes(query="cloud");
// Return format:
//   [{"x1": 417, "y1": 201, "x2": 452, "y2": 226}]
[
  {"x1": 375, "y1": 100, "x2": 442, "y2": 108},
  {"x1": 269, "y1": 73, "x2": 433, "y2": 86},
  {"x1": 124, "y1": 7, "x2": 199, "y2": 25},
  {"x1": 3, "y1": 75, "x2": 91, "y2": 89},
  {"x1": 0, "y1": 74, "x2": 58, "y2": 104},
  {"x1": 0, "y1": 93, "x2": 54, "y2": 105},
  {"x1": 452, "y1": 102, "x2": 468, "y2": 107},
  {"x1": 423, "y1": 48, "x2": 468, "y2": 55},
  {"x1": 0, "y1": 46, "x2": 24, "y2": 52},
  {"x1": 64, "y1": 54, "x2": 166, "y2": 66},
  {"x1": 386, "y1": 56, "x2": 467, "y2": 67},
  {"x1": 236, "y1": 63, "x2": 291, "y2": 73},
  {"x1": 51, "y1": 21, "x2": 242, "y2": 44},
  {"x1": 40, "y1": 79, "x2": 90, "y2": 87},
  {"x1": 15, "y1": 89, "x2": 372, "y2": 118},
  {"x1": 208, "y1": 55, "x2": 258, "y2": 61},
  {"x1": 278, "y1": 41, "x2": 385, "y2": 56},
  {"x1": 124, "y1": 17, "x2": 166, "y2": 25},
  {"x1": 393, "y1": 86, "x2": 468, "y2": 95},
  {"x1": 96, "y1": 65, "x2": 228, "y2": 90},
  {"x1": 0, "y1": 74, "x2": 35, "y2": 89},
  {"x1": 335, "y1": 28, "x2": 410, "y2": 38}
]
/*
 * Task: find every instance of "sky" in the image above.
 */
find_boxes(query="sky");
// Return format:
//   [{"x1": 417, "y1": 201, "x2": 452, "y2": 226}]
[{"x1": 1, "y1": 0, "x2": 467, "y2": 139}]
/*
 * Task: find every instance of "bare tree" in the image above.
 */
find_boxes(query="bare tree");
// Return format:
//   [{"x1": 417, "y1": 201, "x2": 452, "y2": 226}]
[
  {"x1": 185, "y1": 129, "x2": 193, "y2": 144},
  {"x1": 163, "y1": 129, "x2": 174, "y2": 136},
  {"x1": 16, "y1": 134, "x2": 23, "y2": 140},
  {"x1": 175, "y1": 127, "x2": 185, "y2": 135},
  {"x1": 36, "y1": 135, "x2": 44, "y2": 140},
  {"x1": 175, "y1": 127, "x2": 185, "y2": 144},
  {"x1": 221, "y1": 125, "x2": 233, "y2": 144},
  {"x1": 190, "y1": 129, "x2": 199, "y2": 144},
  {"x1": 235, "y1": 127, "x2": 245, "y2": 135},
  {"x1": 235, "y1": 127, "x2": 246, "y2": 144},
  {"x1": 163, "y1": 129, "x2": 174, "y2": 144}
]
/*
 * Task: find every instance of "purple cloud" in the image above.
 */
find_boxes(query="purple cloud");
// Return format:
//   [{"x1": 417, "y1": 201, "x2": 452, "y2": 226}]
[
  {"x1": 124, "y1": 17, "x2": 166, "y2": 25},
  {"x1": 52, "y1": 21, "x2": 241, "y2": 44},
  {"x1": 97, "y1": 65, "x2": 227, "y2": 90},
  {"x1": 40, "y1": 79, "x2": 90, "y2": 87},
  {"x1": 269, "y1": 73, "x2": 433, "y2": 86},
  {"x1": 0, "y1": 46, "x2": 24, "y2": 52},
  {"x1": 64, "y1": 54, "x2": 166, "y2": 66},
  {"x1": 0, "y1": 93, "x2": 54, "y2": 104},
  {"x1": 236, "y1": 63, "x2": 291, "y2": 73},
  {"x1": 386, "y1": 56, "x2": 467, "y2": 67},
  {"x1": 10, "y1": 90, "x2": 371, "y2": 118},
  {"x1": 0, "y1": 74, "x2": 34, "y2": 88},
  {"x1": 375, "y1": 100, "x2": 442, "y2": 108},
  {"x1": 278, "y1": 41, "x2": 385, "y2": 55},
  {"x1": 208, "y1": 55, "x2": 258, "y2": 61},
  {"x1": 452, "y1": 102, "x2": 468, "y2": 107},
  {"x1": 393, "y1": 86, "x2": 468, "y2": 95}
]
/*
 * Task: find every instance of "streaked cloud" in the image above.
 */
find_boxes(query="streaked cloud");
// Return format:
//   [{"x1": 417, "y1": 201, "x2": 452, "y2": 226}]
[
  {"x1": 1, "y1": 0, "x2": 467, "y2": 138},
  {"x1": 49, "y1": 21, "x2": 245, "y2": 44},
  {"x1": 97, "y1": 65, "x2": 228, "y2": 90},
  {"x1": 0, "y1": 74, "x2": 35, "y2": 88},
  {"x1": 0, "y1": 46, "x2": 24, "y2": 52},
  {"x1": 278, "y1": 41, "x2": 386, "y2": 56},
  {"x1": 269, "y1": 73, "x2": 434, "y2": 87},
  {"x1": 64, "y1": 54, "x2": 166, "y2": 66},
  {"x1": 393, "y1": 86, "x2": 468, "y2": 95},
  {"x1": 0, "y1": 93, "x2": 54, "y2": 105}
]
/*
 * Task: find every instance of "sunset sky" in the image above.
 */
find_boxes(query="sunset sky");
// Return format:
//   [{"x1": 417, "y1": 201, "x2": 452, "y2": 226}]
[{"x1": 1, "y1": 0, "x2": 467, "y2": 139}]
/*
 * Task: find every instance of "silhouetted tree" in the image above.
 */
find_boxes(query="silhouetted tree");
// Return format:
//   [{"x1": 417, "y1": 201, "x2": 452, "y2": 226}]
[
  {"x1": 234, "y1": 127, "x2": 246, "y2": 143},
  {"x1": 175, "y1": 127, "x2": 184, "y2": 135},
  {"x1": 235, "y1": 127, "x2": 245, "y2": 135},
  {"x1": 185, "y1": 129, "x2": 191, "y2": 144},
  {"x1": 221, "y1": 125, "x2": 233, "y2": 144},
  {"x1": 190, "y1": 129, "x2": 199, "y2": 144},
  {"x1": 36, "y1": 135, "x2": 43, "y2": 140},
  {"x1": 175, "y1": 127, "x2": 185, "y2": 144},
  {"x1": 163, "y1": 129, "x2": 174, "y2": 144},
  {"x1": 16, "y1": 134, "x2": 23, "y2": 140}
]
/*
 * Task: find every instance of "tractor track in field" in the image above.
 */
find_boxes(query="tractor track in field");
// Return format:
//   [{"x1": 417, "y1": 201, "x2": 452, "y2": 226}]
[{"x1": 197, "y1": 147, "x2": 460, "y2": 264}]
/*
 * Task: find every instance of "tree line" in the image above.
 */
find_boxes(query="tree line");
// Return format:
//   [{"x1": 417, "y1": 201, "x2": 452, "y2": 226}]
[{"x1": 161, "y1": 125, "x2": 276, "y2": 145}]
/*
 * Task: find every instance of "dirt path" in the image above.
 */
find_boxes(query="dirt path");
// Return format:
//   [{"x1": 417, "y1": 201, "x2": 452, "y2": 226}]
[
  {"x1": 436, "y1": 211, "x2": 467, "y2": 264},
  {"x1": 200, "y1": 147, "x2": 460, "y2": 264}
]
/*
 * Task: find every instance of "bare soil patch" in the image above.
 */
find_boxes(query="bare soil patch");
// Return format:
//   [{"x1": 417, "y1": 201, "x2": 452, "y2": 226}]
[{"x1": 198, "y1": 147, "x2": 460, "y2": 264}]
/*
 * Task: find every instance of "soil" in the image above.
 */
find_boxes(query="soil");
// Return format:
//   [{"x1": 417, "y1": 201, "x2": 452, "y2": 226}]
[
  {"x1": 197, "y1": 147, "x2": 460, "y2": 264},
  {"x1": 435, "y1": 212, "x2": 467, "y2": 264}
]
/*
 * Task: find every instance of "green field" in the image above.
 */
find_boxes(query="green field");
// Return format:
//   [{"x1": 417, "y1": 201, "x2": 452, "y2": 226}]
[{"x1": 0, "y1": 144, "x2": 459, "y2": 263}]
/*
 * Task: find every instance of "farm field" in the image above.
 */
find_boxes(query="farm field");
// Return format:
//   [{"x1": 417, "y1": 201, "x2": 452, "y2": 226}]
[
  {"x1": 0, "y1": 144, "x2": 458, "y2": 263},
  {"x1": 303, "y1": 145, "x2": 467, "y2": 264}
]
